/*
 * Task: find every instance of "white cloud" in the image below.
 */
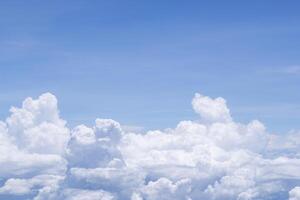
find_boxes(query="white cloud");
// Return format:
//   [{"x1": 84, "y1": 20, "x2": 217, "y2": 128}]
[
  {"x1": 290, "y1": 187, "x2": 300, "y2": 200},
  {"x1": 192, "y1": 93, "x2": 232, "y2": 122},
  {"x1": 137, "y1": 178, "x2": 192, "y2": 200},
  {"x1": 61, "y1": 189, "x2": 115, "y2": 200},
  {"x1": 0, "y1": 175, "x2": 63, "y2": 195},
  {"x1": 1, "y1": 92, "x2": 300, "y2": 200},
  {"x1": 5, "y1": 92, "x2": 70, "y2": 155},
  {"x1": 121, "y1": 125, "x2": 145, "y2": 133},
  {"x1": 94, "y1": 118, "x2": 123, "y2": 145}
]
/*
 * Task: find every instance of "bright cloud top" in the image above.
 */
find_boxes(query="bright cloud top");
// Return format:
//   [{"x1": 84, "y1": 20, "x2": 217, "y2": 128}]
[{"x1": 0, "y1": 93, "x2": 300, "y2": 200}]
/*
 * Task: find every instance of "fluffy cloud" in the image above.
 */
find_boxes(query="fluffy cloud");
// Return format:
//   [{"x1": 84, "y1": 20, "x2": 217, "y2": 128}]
[
  {"x1": 61, "y1": 189, "x2": 115, "y2": 200},
  {"x1": 0, "y1": 175, "x2": 63, "y2": 196},
  {"x1": 290, "y1": 187, "x2": 300, "y2": 200},
  {"x1": 0, "y1": 92, "x2": 300, "y2": 200},
  {"x1": 6, "y1": 93, "x2": 70, "y2": 155},
  {"x1": 135, "y1": 178, "x2": 192, "y2": 200},
  {"x1": 192, "y1": 93, "x2": 232, "y2": 122}
]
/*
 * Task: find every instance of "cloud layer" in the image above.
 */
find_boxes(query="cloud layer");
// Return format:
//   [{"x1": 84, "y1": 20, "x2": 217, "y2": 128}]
[{"x1": 0, "y1": 92, "x2": 300, "y2": 200}]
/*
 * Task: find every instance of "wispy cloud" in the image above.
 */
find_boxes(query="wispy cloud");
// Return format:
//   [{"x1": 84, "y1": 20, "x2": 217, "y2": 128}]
[
  {"x1": 257, "y1": 65, "x2": 300, "y2": 75},
  {"x1": 282, "y1": 65, "x2": 300, "y2": 74},
  {"x1": 121, "y1": 124, "x2": 145, "y2": 133}
]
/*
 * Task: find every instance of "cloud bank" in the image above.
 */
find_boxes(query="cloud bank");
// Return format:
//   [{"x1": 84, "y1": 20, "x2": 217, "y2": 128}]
[{"x1": 0, "y1": 92, "x2": 300, "y2": 200}]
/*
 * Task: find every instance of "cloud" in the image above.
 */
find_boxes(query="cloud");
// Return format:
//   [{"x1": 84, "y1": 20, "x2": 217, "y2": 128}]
[
  {"x1": 0, "y1": 175, "x2": 63, "y2": 196},
  {"x1": 192, "y1": 93, "x2": 232, "y2": 122},
  {"x1": 61, "y1": 189, "x2": 115, "y2": 200},
  {"x1": 6, "y1": 93, "x2": 70, "y2": 155},
  {"x1": 263, "y1": 65, "x2": 300, "y2": 75},
  {"x1": 0, "y1": 92, "x2": 300, "y2": 199},
  {"x1": 290, "y1": 187, "x2": 300, "y2": 200},
  {"x1": 284, "y1": 66, "x2": 300, "y2": 75},
  {"x1": 136, "y1": 178, "x2": 192, "y2": 200}
]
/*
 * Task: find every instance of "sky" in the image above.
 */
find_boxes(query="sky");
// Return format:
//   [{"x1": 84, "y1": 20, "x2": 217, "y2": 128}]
[
  {"x1": 1, "y1": 0, "x2": 300, "y2": 133},
  {"x1": 1, "y1": 1, "x2": 300, "y2": 200}
]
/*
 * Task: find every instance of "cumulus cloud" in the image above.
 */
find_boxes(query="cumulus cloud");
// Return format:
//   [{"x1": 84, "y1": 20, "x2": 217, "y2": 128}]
[
  {"x1": 0, "y1": 92, "x2": 300, "y2": 200},
  {"x1": 192, "y1": 93, "x2": 232, "y2": 122},
  {"x1": 61, "y1": 189, "x2": 115, "y2": 200},
  {"x1": 290, "y1": 187, "x2": 300, "y2": 200},
  {"x1": 0, "y1": 175, "x2": 63, "y2": 196}
]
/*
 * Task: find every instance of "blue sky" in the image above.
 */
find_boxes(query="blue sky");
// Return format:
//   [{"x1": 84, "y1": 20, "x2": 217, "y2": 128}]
[{"x1": 0, "y1": 0, "x2": 300, "y2": 133}]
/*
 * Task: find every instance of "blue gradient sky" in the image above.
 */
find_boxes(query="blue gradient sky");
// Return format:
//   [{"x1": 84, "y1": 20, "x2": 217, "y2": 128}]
[{"x1": 0, "y1": 0, "x2": 300, "y2": 132}]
